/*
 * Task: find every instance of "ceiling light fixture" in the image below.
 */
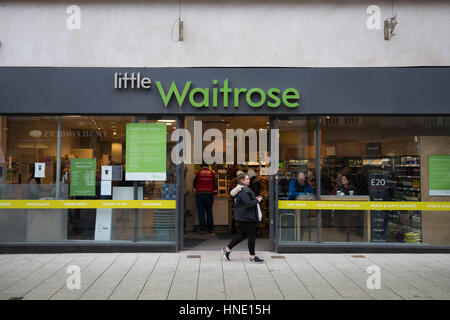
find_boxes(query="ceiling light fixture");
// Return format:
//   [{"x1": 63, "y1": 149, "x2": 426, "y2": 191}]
[{"x1": 157, "y1": 119, "x2": 176, "y2": 123}]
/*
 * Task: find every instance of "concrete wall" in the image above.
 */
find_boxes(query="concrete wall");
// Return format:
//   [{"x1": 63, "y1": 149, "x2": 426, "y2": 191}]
[{"x1": 0, "y1": 0, "x2": 449, "y2": 67}]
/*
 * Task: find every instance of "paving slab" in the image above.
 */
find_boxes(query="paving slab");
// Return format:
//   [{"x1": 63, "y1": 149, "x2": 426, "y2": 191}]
[
  {"x1": 50, "y1": 253, "x2": 120, "y2": 300},
  {"x1": 109, "y1": 253, "x2": 160, "y2": 300},
  {"x1": 197, "y1": 252, "x2": 226, "y2": 300},
  {"x1": 138, "y1": 253, "x2": 180, "y2": 300},
  {"x1": 284, "y1": 255, "x2": 343, "y2": 300},
  {"x1": 242, "y1": 253, "x2": 284, "y2": 300},
  {"x1": 167, "y1": 254, "x2": 200, "y2": 300},
  {"x1": 302, "y1": 254, "x2": 372, "y2": 300},
  {"x1": 0, "y1": 253, "x2": 449, "y2": 300},
  {"x1": 345, "y1": 254, "x2": 432, "y2": 300},
  {"x1": 263, "y1": 255, "x2": 314, "y2": 300},
  {"x1": 79, "y1": 254, "x2": 140, "y2": 300},
  {"x1": 364, "y1": 254, "x2": 450, "y2": 300},
  {"x1": 0, "y1": 254, "x2": 57, "y2": 295},
  {"x1": 221, "y1": 252, "x2": 255, "y2": 300},
  {"x1": 0, "y1": 254, "x2": 79, "y2": 300},
  {"x1": 24, "y1": 254, "x2": 98, "y2": 300},
  {"x1": 321, "y1": 254, "x2": 402, "y2": 300}
]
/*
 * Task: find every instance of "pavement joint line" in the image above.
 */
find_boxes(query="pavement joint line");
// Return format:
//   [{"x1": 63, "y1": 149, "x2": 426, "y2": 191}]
[
  {"x1": 342, "y1": 254, "x2": 404, "y2": 300},
  {"x1": 0, "y1": 256, "x2": 14, "y2": 267},
  {"x1": 346, "y1": 254, "x2": 423, "y2": 300},
  {"x1": 21, "y1": 253, "x2": 82, "y2": 299},
  {"x1": 363, "y1": 255, "x2": 441, "y2": 299},
  {"x1": 321, "y1": 254, "x2": 376, "y2": 300},
  {"x1": 314, "y1": 254, "x2": 374, "y2": 300},
  {"x1": 165, "y1": 254, "x2": 182, "y2": 300},
  {"x1": 283, "y1": 256, "x2": 315, "y2": 300},
  {"x1": 380, "y1": 254, "x2": 450, "y2": 294},
  {"x1": 409, "y1": 254, "x2": 450, "y2": 278},
  {"x1": 220, "y1": 252, "x2": 227, "y2": 300},
  {"x1": 107, "y1": 254, "x2": 140, "y2": 300},
  {"x1": 300, "y1": 254, "x2": 345, "y2": 300},
  {"x1": 0, "y1": 254, "x2": 61, "y2": 294},
  {"x1": 240, "y1": 254, "x2": 257, "y2": 300},
  {"x1": 264, "y1": 254, "x2": 286, "y2": 300},
  {"x1": 196, "y1": 254, "x2": 201, "y2": 300},
  {"x1": 365, "y1": 254, "x2": 436, "y2": 297},
  {"x1": 48, "y1": 254, "x2": 99, "y2": 300},
  {"x1": 236, "y1": 254, "x2": 252, "y2": 300},
  {"x1": 136, "y1": 254, "x2": 161, "y2": 300},
  {"x1": 0, "y1": 256, "x2": 36, "y2": 278},
  {"x1": 76, "y1": 253, "x2": 122, "y2": 300}
]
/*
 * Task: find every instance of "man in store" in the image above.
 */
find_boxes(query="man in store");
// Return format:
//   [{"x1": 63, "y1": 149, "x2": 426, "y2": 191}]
[
  {"x1": 288, "y1": 172, "x2": 314, "y2": 199},
  {"x1": 193, "y1": 165, "x2": 217, "y2": 234},
  {"x1": 288, "y1": 172, "x2": 314, "y2": 241}
]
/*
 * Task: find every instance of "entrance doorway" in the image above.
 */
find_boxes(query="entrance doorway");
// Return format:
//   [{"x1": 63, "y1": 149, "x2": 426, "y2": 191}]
[{"x1": 182, "y1": 115, "x2": 272, "y2": 251}]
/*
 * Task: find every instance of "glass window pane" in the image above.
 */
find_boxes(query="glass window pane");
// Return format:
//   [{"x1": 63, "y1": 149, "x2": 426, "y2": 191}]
[
  {"x1": 319, "y1": 116, "x2": 450, "y2": 245},
  {"x1": 277, "y1": 117, "x2": 317, "y2": 242}
]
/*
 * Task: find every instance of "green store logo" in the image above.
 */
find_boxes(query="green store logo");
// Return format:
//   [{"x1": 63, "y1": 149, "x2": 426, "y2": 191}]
[{"x1": 114, "y1": 72, "x2": 300, "y2": 109}]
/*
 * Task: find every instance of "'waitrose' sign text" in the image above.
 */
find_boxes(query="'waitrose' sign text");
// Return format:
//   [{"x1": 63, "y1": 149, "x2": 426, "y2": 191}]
[{"x1": 114, "y1": 72, "x2": 300, "y2": 109}]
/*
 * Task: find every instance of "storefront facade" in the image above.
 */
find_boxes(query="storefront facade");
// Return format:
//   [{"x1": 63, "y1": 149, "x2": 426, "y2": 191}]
[{"x1": 0, "y1": 67, "x2": 449, "y2": 253}]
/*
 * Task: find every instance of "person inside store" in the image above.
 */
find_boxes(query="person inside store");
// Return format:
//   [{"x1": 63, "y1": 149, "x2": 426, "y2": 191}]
[
  {"x1": 288, "y1": 172, "x2": 314, "y2": 241},
  {"x1": 27, "y1": 166, "x2": 42, "y2": 200},
  {"x1": 193, "y1": 164, "x2": 217, "y2": 234},
  {"x1": 248, "y1": 169, "x2": 261, "y2": 195},
  {"x1": 337, "y1": 175, "x2": 362, "y2": 237},
  {"x1": 336, "y1": 166, "x2": 349, "y2": 190},
  {"x1": 222, "y1": 173, "x2": 264, "y2": 264},
  {"x1": 321, "y1": 168, "x2": 334, "y2": 195},
  {"x1": 229, "y1": 169, "x2": 244, "y2": 233},
  {"x1": 288, "y1": 172, "x2": 314, "y2": 199},
  {"x1": 321, "y1": 168, "x2": 334, "y2": 227},
  {"x1": 339, "y1": 175, "x2": 355, "y2": 195},
  {"x1": 355, "y1": 167, "x2": 369, "y2": 195},
  {"x1": 248, "y1": 169, "x2": 262, "y2": 235}
]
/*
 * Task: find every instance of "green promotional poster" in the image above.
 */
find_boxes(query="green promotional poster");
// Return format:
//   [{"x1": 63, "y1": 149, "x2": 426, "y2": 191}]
[
  {"x1": 70, "y1": 158, "x2": 97, "y2": 196},
  {"x1": 126, "y1": 123, "x2": 167, "y2": 181},
  {"x1": 429, "y1": 155, "x2": 450, "y2": 196}
]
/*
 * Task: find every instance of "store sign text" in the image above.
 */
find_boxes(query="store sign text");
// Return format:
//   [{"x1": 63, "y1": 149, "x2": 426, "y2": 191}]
[
  {"x1": 114, "y1": 73, "x2": 300, "y2": 109},
  {"x1": 43, "y1": 130, "x2": 108, "y2": 138}
]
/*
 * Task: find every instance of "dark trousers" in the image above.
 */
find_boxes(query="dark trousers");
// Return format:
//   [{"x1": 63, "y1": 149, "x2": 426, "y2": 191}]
[
  {"x1": 196, "y1": 193, "x2": 214, "y2": 232},
  {"x1": 227, "y1": 220, "x2": 257, "y2": 256}
]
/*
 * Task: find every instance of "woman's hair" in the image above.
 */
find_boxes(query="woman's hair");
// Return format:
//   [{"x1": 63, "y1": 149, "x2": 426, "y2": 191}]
[{"x1": 238, "y1": 174, "x2": 249, "y2": 182}]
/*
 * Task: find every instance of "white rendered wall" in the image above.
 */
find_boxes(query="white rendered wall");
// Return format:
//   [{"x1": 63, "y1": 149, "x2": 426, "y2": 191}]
[{"x1": 0, "y1": 0, "x2": 449, "y2": 67}]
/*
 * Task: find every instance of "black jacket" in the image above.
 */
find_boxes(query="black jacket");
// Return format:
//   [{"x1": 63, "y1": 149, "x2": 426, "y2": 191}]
[
  {"x1": 339, "y1": 185, "x2": 356, "y2": 195},
  {"x1": 234, "y1": 184, "x2": 259, "y2": 222}
]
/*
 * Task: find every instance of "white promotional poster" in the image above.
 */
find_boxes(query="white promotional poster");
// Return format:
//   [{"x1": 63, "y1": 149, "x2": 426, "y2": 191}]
[{"x1": 34, "y1": 162, "x2": 46, "y2": 178}]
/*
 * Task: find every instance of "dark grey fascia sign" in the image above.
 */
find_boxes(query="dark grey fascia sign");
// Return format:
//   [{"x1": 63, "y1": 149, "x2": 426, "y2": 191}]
[{"x1": 0, "y1": 67, "x2": 449, "y2": 115}]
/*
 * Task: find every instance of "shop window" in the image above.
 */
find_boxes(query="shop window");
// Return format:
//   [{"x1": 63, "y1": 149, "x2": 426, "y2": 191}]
[
  {"x1": 277, "y1": 118, "x2": 317, "y2": 242},
  {"x1": 319, "y1": 116, "x2": 450, "y2": 245},
  {"x1": 0, "y1": 115, "x2": 178, "y2": 243}
]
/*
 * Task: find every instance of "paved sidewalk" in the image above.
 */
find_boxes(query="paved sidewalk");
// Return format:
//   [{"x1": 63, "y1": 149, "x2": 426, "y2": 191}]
[{"x1": 0, "y1": 252, "x2": 449, "y2": 300}]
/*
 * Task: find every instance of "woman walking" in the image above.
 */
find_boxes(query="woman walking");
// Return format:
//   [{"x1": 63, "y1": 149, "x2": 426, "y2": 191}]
[{"x1": 221, "y1": 173, "x2": 264, "y2": 263}]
